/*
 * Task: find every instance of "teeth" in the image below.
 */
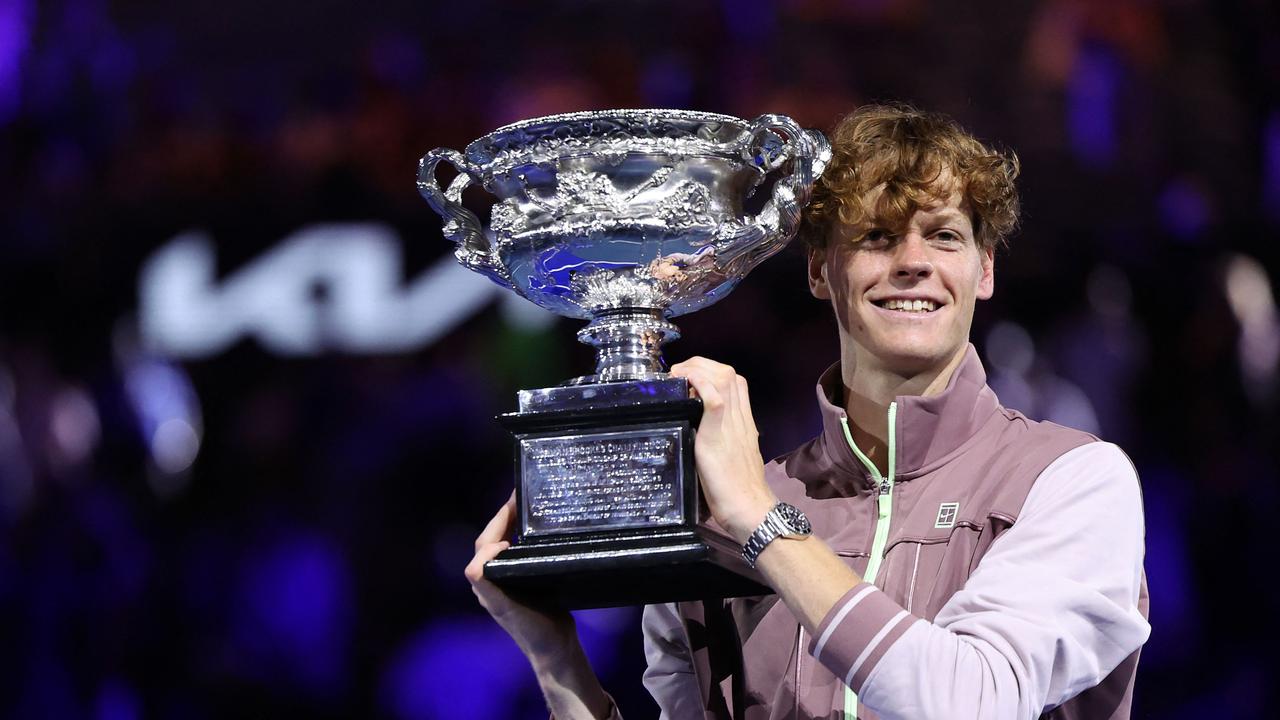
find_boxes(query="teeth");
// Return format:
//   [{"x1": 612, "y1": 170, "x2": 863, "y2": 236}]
[{"x1": 881, "y1": 299, "x2": 937, "y2": 312}]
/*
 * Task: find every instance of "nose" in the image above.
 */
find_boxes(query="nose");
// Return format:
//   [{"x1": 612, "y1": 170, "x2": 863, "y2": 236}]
[{"x1": 892, "y1": 234, "x2": 933, "y2": 281}]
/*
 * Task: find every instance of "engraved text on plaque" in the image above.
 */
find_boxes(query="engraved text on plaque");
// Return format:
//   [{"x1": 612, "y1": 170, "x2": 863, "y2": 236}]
[{"x1": 520, "y1": 426, "x2": 685, "y2": 536}]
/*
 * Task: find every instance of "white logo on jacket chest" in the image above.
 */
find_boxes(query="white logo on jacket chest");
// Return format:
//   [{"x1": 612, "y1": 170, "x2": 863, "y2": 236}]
[{"x1": 934, "y1": 502, "x2": 960, "y2": 529}]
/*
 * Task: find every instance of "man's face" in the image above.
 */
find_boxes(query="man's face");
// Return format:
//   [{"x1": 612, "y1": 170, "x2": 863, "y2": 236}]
[{"x1": 808, "y1": 186, "x2": 994, "y2": 378}]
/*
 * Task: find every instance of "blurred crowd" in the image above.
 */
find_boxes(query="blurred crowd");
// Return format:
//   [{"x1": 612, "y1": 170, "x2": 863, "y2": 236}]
[{"x1": 1, "y1": 0, "x2": 1278, "y2": 717}]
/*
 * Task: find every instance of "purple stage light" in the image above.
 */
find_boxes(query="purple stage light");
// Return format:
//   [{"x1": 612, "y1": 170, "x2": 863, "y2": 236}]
[
  {"x1": 721, "y1": 0, "x2": 776, "y2": 43},
  {"x1": 1067, "y1": 42, "x2": 1120, "y2": 168},
  {"x1": 1137, "y1": 466, "x2": 1194, "y2": 666},
  {"x1": 379, "y1": 617, "x2": 535, "y2": 720},
  {"x1": 1158, "y1": 176, "x2": 1212, "y2": 243},
  {"x1": 93, "y1": 678, "x2": 143, "y2": 720},
  {"x1": 573, "y1": 606, "x2": 638, "y2": 677},
  {"x1": 1264, "y1": 111, "x2": 1280, "y2": 223},
  {"x1": 233, "y1": 532, "x2": 354, "y2": 697},
  {"x1": 640, "y1": 53, "x2": 694, "y2": 109},
  {"x1": 0, "y1": 0, "x2": 31, "y2": 124}
]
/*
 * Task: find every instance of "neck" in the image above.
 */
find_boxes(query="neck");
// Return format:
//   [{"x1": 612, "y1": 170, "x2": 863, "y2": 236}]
[{"x1": 839, "y1": 345, "x2": 969, "y2": 475}]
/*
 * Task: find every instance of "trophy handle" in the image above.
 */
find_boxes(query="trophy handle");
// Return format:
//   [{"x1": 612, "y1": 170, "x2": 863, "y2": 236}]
[
  {"x1": 718, "y1": 116, "x2": 832, "y2": 269},
  {"x1": 417, "y1": 148, "x2": 515, "y2": 289}
]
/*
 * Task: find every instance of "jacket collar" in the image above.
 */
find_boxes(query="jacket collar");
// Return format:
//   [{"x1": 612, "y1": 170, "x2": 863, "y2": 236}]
[{"x1": 814, "y1": 344, "x2": 1000, "y2": 491}]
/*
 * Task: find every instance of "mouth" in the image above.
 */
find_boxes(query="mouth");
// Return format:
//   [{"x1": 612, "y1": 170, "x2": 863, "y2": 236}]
[{"x1": 872, "y1": 298, "x2": 942, "y2": 314}]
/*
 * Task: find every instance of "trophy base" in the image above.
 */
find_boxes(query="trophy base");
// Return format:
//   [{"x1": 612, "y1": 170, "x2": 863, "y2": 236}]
[
  {"x1": 490, "y1": 376, "x2": 772, "y2": 609},
  {"x1": 484, "y1": 526, "x2": 771, "y2": 609}
]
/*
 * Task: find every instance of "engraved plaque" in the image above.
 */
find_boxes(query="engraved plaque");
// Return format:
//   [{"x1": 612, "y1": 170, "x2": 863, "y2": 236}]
[{"x1": 520, "y1": 426, "x2": 684, "y2": 536}]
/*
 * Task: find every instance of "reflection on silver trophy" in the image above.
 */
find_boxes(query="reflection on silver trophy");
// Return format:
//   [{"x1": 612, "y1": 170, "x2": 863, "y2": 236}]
[{"x1": 419, "y1": 109, "x2": 829, "y2": 608}]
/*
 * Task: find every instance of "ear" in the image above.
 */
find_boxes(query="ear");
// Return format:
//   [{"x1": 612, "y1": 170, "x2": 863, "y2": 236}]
[
  {"x1": 977, "y1": 245, "x2": 995, "y2": 300},
  {"x1": 808, "y1": 246, "x2": 831, "y2": 300}
]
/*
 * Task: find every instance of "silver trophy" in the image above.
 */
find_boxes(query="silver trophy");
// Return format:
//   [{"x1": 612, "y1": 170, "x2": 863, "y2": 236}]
[{"x1": 419, "y1": 109, "x2": 829, "y2": 608}]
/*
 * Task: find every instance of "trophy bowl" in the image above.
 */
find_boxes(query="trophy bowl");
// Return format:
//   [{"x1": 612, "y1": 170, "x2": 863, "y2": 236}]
[
  {"x1": 419, "y1": 109, "x2": 830, "y2": 383},
  {"x1": 419, "y1": 110, "x2": 829, "y2": 608}
]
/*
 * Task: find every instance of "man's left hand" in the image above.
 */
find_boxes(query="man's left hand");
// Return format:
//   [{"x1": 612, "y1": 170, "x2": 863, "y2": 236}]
[{"x1": 669, "y1": 357, "x2": 777, "y2": 544}]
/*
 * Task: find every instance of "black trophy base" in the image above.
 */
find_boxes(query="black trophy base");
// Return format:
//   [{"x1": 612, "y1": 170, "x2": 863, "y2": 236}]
[
  {"x1": 484, "y1": 526, "x2": 772, "y2": 610},
  {"x1": 491, "y1": 376, "x2": 771, "y2": 609}
]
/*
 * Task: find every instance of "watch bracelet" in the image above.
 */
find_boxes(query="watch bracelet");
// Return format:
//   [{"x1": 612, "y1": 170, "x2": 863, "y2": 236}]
[{"x1": 742, "y1": 503, "x2": 786, "y2": 566}]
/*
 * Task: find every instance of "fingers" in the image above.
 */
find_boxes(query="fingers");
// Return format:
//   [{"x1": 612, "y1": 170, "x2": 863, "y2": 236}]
[
  {"x1": 468, "y1": 491, "x2": 518, "y2": 585},
  {"x1": 672, "y1": 357, "x2": 732, "y2": 404},
  {"x1": 475, "y1": 490, "x2": 517, "y2": 551},
  {"x1": 674, "y1": 363, "x2": 725, "y2": 411},
  {"x1": 670, "y1": 357, "x2": 754, "y2": 431},
  {"x1": 465, "y1": 538, "x2": 510, "y2": 584}
]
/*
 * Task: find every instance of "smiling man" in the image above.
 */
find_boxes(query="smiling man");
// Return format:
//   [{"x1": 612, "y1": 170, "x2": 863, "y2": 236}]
[{"x1": 467, "y1": 104, "x2": 1150, "y2": 719}]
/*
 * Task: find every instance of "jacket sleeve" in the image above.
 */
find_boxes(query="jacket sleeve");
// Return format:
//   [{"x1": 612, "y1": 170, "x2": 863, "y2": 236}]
[
  {"x1": 806, "y1": 441, "x2": 1151, "y2": 720},
  {"x1": 641, "y1": 602, "x2": 704, "y2": 719}
]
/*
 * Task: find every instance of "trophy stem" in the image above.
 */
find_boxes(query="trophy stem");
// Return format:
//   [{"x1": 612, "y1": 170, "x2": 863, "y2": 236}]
[{"x1": 576, "y1": 308, "x2": 681, "y2": 383}]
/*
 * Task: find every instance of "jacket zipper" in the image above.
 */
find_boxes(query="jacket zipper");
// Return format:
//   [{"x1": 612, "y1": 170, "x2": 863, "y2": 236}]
[{"x1": 837, "y1": 401, "x2": 897, "y2": 720}]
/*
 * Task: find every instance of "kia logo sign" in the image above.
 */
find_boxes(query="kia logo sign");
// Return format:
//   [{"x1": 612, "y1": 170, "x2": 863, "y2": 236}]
[{"x1": 138, "y1": 223, "x2": 552, "y2": 358}]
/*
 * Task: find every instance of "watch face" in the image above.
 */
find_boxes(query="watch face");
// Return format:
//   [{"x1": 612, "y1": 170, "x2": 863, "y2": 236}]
[{"x1": 776, "y1": 503, "x2": 812, "y2": 536}]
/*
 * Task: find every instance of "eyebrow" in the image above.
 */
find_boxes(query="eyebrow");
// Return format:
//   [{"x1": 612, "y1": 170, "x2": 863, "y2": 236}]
[{"x1": 925, "y1": 209, "x2": 971, "y2": 224}]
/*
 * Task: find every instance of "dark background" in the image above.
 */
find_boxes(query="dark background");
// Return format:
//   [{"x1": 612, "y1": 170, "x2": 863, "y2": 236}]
[{"x1": 2, "y1": 0, "x2": 1278, "y2": 717}]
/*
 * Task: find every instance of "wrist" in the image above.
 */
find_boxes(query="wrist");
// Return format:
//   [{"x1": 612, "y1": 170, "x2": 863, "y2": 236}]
[
  {"x1": 724, "y1": 495, "x2": 778, "y2": 545},
  {"x1": 526, "y1": 621, "x2": 583, "y2": 674},
  {"x1": 531, "y1": 636, "x2": 612, "y2": 720},
  {"x1": 740, "y1": 501, "x2": 814, "y2": 568}
]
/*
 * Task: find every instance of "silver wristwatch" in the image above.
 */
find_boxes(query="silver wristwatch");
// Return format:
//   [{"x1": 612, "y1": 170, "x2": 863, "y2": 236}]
[{"x1": 741, "y1": 502, "x2": 812, "y2": 567}]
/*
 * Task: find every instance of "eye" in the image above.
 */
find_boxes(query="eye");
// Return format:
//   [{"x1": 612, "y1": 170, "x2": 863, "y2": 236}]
[
  {"x1": 932, "y1": 230, "x2": 965, "y2": 246},
  {"x1": 859, "y1": 228, "x2": 893, "y2": 247}
]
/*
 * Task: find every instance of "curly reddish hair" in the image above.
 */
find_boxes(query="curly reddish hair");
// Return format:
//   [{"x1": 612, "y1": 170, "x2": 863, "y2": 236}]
[{"x1": 798, "y1": 104, "x2": 1020, "y2": 251}]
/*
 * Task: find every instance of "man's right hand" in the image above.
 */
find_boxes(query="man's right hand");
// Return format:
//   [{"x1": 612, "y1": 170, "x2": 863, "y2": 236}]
[
  {"x1": 464, "y1": 492, "x2": 616, "y2": 719},
  {"x1": 465, "y1": 491, "x2": 577, "y2": 662}
]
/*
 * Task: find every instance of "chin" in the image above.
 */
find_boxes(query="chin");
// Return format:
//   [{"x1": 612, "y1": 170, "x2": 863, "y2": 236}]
[{"x1": 871, "y1": 341, "x2": 959, "y2": 376}]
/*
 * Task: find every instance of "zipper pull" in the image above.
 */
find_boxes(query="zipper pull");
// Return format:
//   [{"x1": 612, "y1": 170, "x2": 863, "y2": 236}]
[{"x1": 879, "y1": 478, "x2": 891, "y2": 495}]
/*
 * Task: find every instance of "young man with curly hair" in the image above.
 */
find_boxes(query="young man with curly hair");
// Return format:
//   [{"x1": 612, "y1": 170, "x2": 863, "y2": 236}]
[{"x1": 467, "y1": 104, "x2": 1150, "y2": 719}]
